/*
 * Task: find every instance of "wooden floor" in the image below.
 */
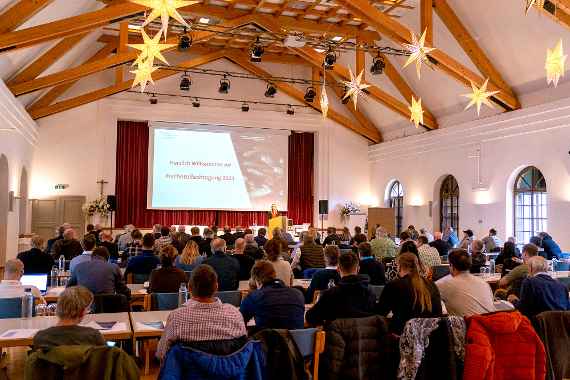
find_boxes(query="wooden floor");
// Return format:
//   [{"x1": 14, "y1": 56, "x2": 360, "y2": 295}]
[{"x1": 2, "y1": 347, "x2": 160, "y2": 380}]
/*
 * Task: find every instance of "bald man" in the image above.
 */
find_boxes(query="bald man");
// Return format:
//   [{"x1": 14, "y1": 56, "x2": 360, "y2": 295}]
[
  {"x1": 0, "y1": 259, "x2": 44, "y2": 302},
  {"x1": 203, "y1": 238, "x2": 240, "y2": 291},
  {"x1": 429, "y1": 231, "x2": 451, "y2": 256},
  {"x1": 52, "y1": 228, "x2": 83, "y2": 260}
]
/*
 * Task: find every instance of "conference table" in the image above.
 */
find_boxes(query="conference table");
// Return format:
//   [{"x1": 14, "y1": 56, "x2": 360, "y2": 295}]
[{"x1": 44, "y1": 284, "x2": 148, "y2": 304}]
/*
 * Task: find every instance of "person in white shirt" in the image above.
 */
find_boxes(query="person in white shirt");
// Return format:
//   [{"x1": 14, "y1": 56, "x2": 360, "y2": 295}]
[
  {"x1": 0, "y1": 259, "x2": 44, "y2": 302},
  {"x1": 69, "y1": 235, "x2": 97, "y2": 273},
  {"x1": 436, "y1": 249, "x2": 495, "y2": 317}
]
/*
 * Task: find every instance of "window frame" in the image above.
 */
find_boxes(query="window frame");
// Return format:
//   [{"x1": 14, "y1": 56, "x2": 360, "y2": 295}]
[
  {"x1": 440, "y1": 175, "x2": 460, "y2": 232},
  {"x1": 513, "y1": 166, "x2": 547, "y2": 246},
  {"x1": 389, "y1": 181, "x2": 404, "y2": 236}
]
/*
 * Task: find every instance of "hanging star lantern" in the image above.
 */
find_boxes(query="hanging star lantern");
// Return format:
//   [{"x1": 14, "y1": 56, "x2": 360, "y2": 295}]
[
  {"x1": 409, "y1": 96, "x2": 424, "y2": 128},
  {"x1": 462, "y1": 78, "x2": 500, "y2": 116},
  {"x1": 525, "y1": 0, "x2": 545, "y2": 15},
  {"x1": 129, "y1": 29, "x2": 177, "y2": 66},
  {"x1": 320, "y1": 75, "x2": 329, "y2": 119},
  {"x1": 130, "y1": 60, "x2": 158, "y2": 93},
  {"x1": 402, "y1": 29, "x2": 436, "y2": 79},
  {"x1": 545, "y1": 39, "x2": 567, "y2": 87},
  {"x1": 342, "y1": 67, "x2": 371, "y2": 110},
  {"x1": 129, "y1": 0, "x2": 198, "y2": 38}
]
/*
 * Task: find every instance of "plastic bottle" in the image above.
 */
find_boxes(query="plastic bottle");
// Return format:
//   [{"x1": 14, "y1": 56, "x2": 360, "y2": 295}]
[
  {"x1": 178, "y1": 283, "x2": 188, "y2": 307},
  {"x1": 22, "y1": 288, "x2": 34, "y2": 319},
  {"x1": 58, "y1": 255, "x2": 65, "y2": 272},
  {"x1": 489, "y1": 259, "x2": 495, "y2": 275},
  {"x1": 551, "y1": 258, "x2": 558, "y2": 272},
  {"x1": 327, "y1": 279, "x2": 335, "y2": 289},
  {"x1": 50, "y1": 266, "x2": 59, "y2": 287}
]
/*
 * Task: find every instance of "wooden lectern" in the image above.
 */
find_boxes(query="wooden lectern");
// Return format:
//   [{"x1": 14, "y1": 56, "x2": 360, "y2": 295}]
[{"x1": 268, "y1": 216, "x2": 287, "y2": 238}]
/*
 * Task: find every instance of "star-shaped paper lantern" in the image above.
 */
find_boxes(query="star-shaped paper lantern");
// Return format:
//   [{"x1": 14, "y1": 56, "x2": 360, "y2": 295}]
[
  {"x1": 525, "y1": 0, "x2": 545, "y2": 14},
  {"x1": 462, "y1": 78, "x2": 500, "y2": 116},
  {"x1": 342, "y1": 67, "x2": 371, "y2": 110},
  {"x1": 320, "y1": 82, "x2": 329, "y2": 119},
  {"x1": 129, "y1": 29, "x2": 177, "y2": 66},
  {"x1": 129, "y1": 0, "x2": 198, "y2": 38},
  {"x1": 402, "y1": 29, "x2": 436, "y2": 79},
  {"x1": 545, "y1": 39, "x2": 567, "y2": 87},
  {"x1": 409, "y1": 96, "x2": 424, "y2": 128},
  {"x1": 131, "y1": 60, "x2": 158, "y2": 92}
]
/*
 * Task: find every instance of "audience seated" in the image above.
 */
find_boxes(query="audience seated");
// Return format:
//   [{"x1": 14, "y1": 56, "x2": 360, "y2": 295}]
[
  {"x1": 417, "y1": 235, "x2": 442, "y2": 274},
  {"x1": 203, "y1": 238, "x2": 240, "y2": 291},
  {"x1": 407, "y1": 225, "x2": 420, "y2": 241},
  {"x1": 125, "y1": 233, "x2": 160, "y2": 278},
  {"x1": 399, "y1": 240, "x2": 427, "y2": 277},
  {"x1": 351, "y1": 226, "x2": 367, "y2": 247},
  {"x1": 370, "y1": 226, "x2": 397, "y2": 260},
  {"x1": 539, "y1": 232, "x2": 561, "y2": 260},
  {"x1": 188, "y1": 226, "x2": 203, "y2": 246},
  {"x1": 17, "y1": 235, "x2": 54, "y2": 275},
  {"x1": 156, "y1": 265, "x2": 247, "y2": 359},
  {"x1": 52, "y1": 228, "x2": 83, "y2": 260},
  {"x1": 377, "y1": 253, "x2": 442, "y2": 334},
  {"x1": 199, "y1": 228, "x2": 215, "y2": 256},
  {"x1": 254, "y1": 228, "x2": 268, "y2": 248},
  {"x1": 436, "y1": 249, "x2": 495, "y2": 317},
  {"x1": 149, "y1": 246, "x2": 189, "y2": 294},
  {"x1": 240, "y1": 261, "x2": 304, "y2": 331},
  {"x1": 32, "y1": 286, "x2": 105, "y2": 349},
  {"x1": 152, "y1": 224, "x2": 162, "y2": 240},
  {"x1": 115, "y1": 224, "x2": 135, "y2": 252},
  {"x1": 68, "y1": 247, "x2": 131, "y2": 299},
  {"x1": 469, "y1": 240, "x2": 487, "y2": 274},
  {"x1": 0, "y1": 259, "x2": 44, "y2": 301},
  {"x1": 357, "y1": 242, "x2": 386, "y2": 285},
  {"x1": 124, "y1": 229, "x2": 144, "y2": 259},
  {"x1": 155, "y1": 226, "x2": 173, "y2": 252},
  {"x1": 99, "y1": 231, "x2": 119, "y2": 260},
  {"x1": 264, "y1": 239, "x2": 293, "y2": 286},
  {"x1": 443, "y1": 226, "x2": 460, "y2": 248},
  {"x1": 429, "y1": 231, "x2": 451, "y2": 256},
  {"x1": 220, "y1": 226, "x2": 236, "y2": 246},
  {"x1": 175, "y1": 240, "x2": 204, "y2": 272},
  {"x1": 508, "y1": 256, "x2": 570, "y2": 319},
  {"x1": 482, "y1": 228, "x2": 503, "y2": 253},
  {"x1": 293, "y1": 232, "x2": 324, "y2": 272},
  {"x1": 338, "y1": 227, "x2": 351, "y2": 245},
  {"x1": 269, "y1": 227, "x2": 291, "y2": 259},
  {"x1": 501, "y1": 241, "x2": 522, "y2": 276},
  {"x1": 498, "y1": 243, "x2": 539, "y2": 298},
  {"x1": 419, "y1": 228, "x2": 434, "y2": 242},
  {"x1": 232, "y1": 238, "x2": 255, "y2": 281},
  {"x1": 459, "y1": 229, "x2": 474, "y2": 251},
  {"x1": 84, "y1": 224, "x2": 99, "y2": 244},
  {"x1": 306, "y1": 252, "x2": 376, "y2": 326},
  {"x1": 233, "y1": 226, "x2": 246, "y2": 241},
  {"x1": 322, "y1": 227, "x2": 341, "y2": 247},
  {"x1": 69, "y1": 235, "x2": 96, "y2": 273},
  {"x1": 244, "y1": 234, "x2": 264, "y2": 261},
  {"x1": 46, "y1": 224, "x2": 68, "y2": 256},
  {"x1": 305, "y1": 245, "x2": 341, "y2": 303}
]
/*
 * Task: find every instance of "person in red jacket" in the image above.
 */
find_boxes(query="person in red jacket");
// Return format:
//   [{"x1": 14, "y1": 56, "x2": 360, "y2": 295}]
[{"x1": 463, "y1": 311, "x2": 546, "y2": 380}]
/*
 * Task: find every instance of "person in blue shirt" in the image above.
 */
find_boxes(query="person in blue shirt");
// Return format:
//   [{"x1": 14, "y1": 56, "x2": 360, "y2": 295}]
[
  {"x1": 538, "y1": 232, "x2": 562, "y2": 260},
  {"x1": 69, "y1": 235, "x2": 96, "y2": 273},
  {"x1": 124, "y1": 233, "x2": 160, "y2": 279},
  {"x1": 240, "y1": 260, "x2": 305, "y2": 332}
]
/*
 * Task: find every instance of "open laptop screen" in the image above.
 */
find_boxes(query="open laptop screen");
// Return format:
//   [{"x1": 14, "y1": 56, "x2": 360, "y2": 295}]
[{"x1": 21, "y1": 274, "x2": 48, "y2": 292}]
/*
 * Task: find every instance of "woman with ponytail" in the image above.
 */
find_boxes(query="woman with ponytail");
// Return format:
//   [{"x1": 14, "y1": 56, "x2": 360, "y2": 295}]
[{"x1": 377, "y1": 252, "x2": 442, "y2": 334}]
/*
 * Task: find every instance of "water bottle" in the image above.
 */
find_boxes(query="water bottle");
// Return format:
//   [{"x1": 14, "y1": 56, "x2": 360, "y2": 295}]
[
  {"x1": 21, "y1": 288, "x2": 34, "y2": 319},
  {"x1": 50, "y1": 266, "x2": 59, "y2": 287},
  {"x1": 58, "y1": 255, "x2": 65, "y2": 272},
  {"x1": 328, "y1": 279, "x2": 335, "y2": 289},
  {"x1": 551, "y1": 258, "x2": 558, "y2": 272},
  {"x1": 489, "y1": 259, "x2": 495, "y2": 275},
  {"x1": 178, "y1": 283, "x2": 188, "y2": 307}
]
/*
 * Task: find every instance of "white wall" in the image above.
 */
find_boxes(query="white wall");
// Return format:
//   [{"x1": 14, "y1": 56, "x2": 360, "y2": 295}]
[
  {"x1": 0, "y1": 80, "x2": 38, "y2": 262},
  {"x1": 369, "y1": 96, "x2": 570, "y2": 251},
  {"x1": 32, "y1": 97, "x2": 371, "y2": 228}
]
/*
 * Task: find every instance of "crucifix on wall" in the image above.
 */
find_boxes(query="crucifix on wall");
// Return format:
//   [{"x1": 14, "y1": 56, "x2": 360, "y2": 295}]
[{"x1": 97, "y1": 179, "x2": 109, "y2": 197}]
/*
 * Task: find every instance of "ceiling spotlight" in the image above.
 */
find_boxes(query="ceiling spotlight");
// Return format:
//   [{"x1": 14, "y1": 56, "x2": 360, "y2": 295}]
[
  {"x1": 241, "y1": 102, "x2": 250, "y2": 112},
  {"x1": 324, "y1": 47, "x2": 337, "y2": 69},
  {"x1": 304, "y1": 86, "x2": 316, "y2": 103},
  {"x1": 250, "y1": 37, "x2": 264, "y2": 63},
  {"x1": 199, "y1": 17, "x2": 210, "y2": 24},
  {"x1": 370, "y1": 53, "x2": 386, "y2": 75},
  {"x1": 192, "y1": 98, "x2": 200, "y2": 107},
  {"x1": 286, "y1": 105, "x2": 295, "y2": 116},
  {"x1": 265, "y1": 83, "x2": 277, "y2": 98},
  {"x1": 179, "y1": 73, "x2": 192, "y2": 91},
  {"x1": 149, "y1": 94, "x2": 158, "y2": 105},
  {"x1": 219, "y1": 74, "x2": 231, "y2": 94},
  {"x1": 178, "y1": 31, "x2": 192, "y2": 51}
]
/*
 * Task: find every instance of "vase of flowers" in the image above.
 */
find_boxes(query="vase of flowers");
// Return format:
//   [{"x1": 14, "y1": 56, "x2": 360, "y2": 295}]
[
  {"x1": 82, "y1": 197, "x2": 111, "y2": 226},
  {"x1": 339, "y1": 201, "x2": 360, "y2": 223}
]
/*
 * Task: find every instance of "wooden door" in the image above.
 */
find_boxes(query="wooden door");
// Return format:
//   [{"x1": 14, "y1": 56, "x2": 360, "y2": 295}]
[
  {"x1": 367, "y1": 207, "x2": 396, "y2": 238},
  {"x1": 32, "y1": 196, "x2": 86, "y2": 242}
]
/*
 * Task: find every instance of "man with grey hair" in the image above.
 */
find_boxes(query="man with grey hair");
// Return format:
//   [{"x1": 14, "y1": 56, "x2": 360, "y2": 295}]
[
  {"x1": 370, "y1": 226, "x2": 397, "y2": 260},
  {"x1": 18, "y1": 235, "x2": 54, "y2": 275},
  {"x1": 46, "y1": 223, "x2": 70, "y2": 255},
  {"x1": 204, "y1": 238, "x2": 240, "y2": 291},
  {"x1": 508, "y1": 256, "x2": 570, "y2": 318},
  {"x1": 244, "y1": 234, "x2": 264, "y2": 260},
  {"x1": 0, "y1": 259, "x2": 43, "y2": 301},
  {"x1": 117, "y1": 224, "x2": 135, "y2": 251},
  {"x1": 52, "y1": 228, "x2": 83, "y2": 260}
]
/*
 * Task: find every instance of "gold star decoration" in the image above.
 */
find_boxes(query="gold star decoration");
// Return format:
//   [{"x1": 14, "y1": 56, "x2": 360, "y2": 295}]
[
  {"x1": 129, "y1": 29, "x2": 177, "y2": 66},
  {"x1": 525, "y1": 0, "x2": 545, "y2": 15},
  {"x1": 462, "y1": 78, "x2": 500, "y2": 116},
  {"x1": 130, "y1": 60, "x2": 158, "y2": 93},
  {"x1": 409, "y1": 96, "x2": 424, "y2": 128},
  {"x1": 129, "y1": 0, "x2": 198, "y2": 38},
  {"x1": 342, "y1": 67, "x2": 371, "y2": 110},
  {"x1": 402, "y1": 29, "x2": 436, "y2": 79},
  {"x1": 320, "y1": 82, "x2": 329, "y2": 119},
  {"x1": 545, "y1": 39, "x2": 567, "y2": 87}
]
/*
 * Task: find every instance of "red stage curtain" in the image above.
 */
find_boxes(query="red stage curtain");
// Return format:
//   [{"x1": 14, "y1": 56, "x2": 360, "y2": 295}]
[{"x1": 115, "y1": 121, "x2": 314, "y2": 228}]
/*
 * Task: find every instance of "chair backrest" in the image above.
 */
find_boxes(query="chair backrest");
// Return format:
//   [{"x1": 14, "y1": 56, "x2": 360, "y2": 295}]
[
  {"x1": 302, "y1": 268, "x2": 321, "y2": 279},
  {"x1": 289, "y1": 328, "x2": 326, "y2": 380},
  {"x1": 368, "y1": 285, "x2": 385, "y2": 302},
  {"x1": 92, "y1": 293, "x2": 130, "y2": 313},
  {"x1": 151, "y1": 293, "x2": 179, "y2": 311},
  {"x1": 431, "y1": 264, "x2": 450, "y2": 281},
  {"x1": 215, "y1": 291, "x2": 241, "y2": 307},
  {"x1": 0, "y1": 297, "x2": 23, "y2": 319}
]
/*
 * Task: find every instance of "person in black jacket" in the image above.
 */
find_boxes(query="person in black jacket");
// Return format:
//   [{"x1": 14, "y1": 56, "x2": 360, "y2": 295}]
[
  {"x1": 429, "y1": 232, "x2": 451, "y2": 256},
  {"x1": 203, "y1": 238, "x2": 240, "y2": 291},
  {"x1": 305, "y1": 245, "x2": 341, "y2": 303},
  {"x1": 358, "y1": 242, "x2": 386, "y2": 285},
  {"x1": 18, "y1": 235, "x2": 54, "y2": 275},
  {"x1": 220, "y1": 226, "x2": 235, "y2": 247},
  {"x1": 306, "y1": 252, "x2": 376, "y2": 326},
  {"x1": 377, "y1": 252, "x2": 442, "y2": 334},
  {"x1": 232, "y1": 238, "x2": 255, "y2": 281}
]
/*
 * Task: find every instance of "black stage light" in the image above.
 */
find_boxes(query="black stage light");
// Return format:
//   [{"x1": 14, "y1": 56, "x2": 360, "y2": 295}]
[
  {"x1": 286, "y1": 105, "x2": 295, "y2": 115},
  {"x1": 149, "y1": 94, "x2": 158, "y2": 105},
  {"x1": 250, "y1": 37, "x2": 264, "y2": 62},
  {"x1": 178, "y1": 32, "x2": 192, "y2": 51},
  {"x1": 192, "y1": 98, "x2": 200, "y2": 107},
  {"x1": 179, "y1": 73, "x2": 192, "y2": 91},
  {"x1": 265, "y1": 83, "x2": 277, "y2": 98},
  {"x1": 370, "y1": 54, "x2": 385, "y2": 75},
  {"x1": 219, "y1": 74, "x2": 231, "y2": 94},
  {"x1": 241, "y1": 102, "x2": 250, "y2": 112},
  {"x1": 304, "y1": 86, "x2": 316, "y2": 102},
  {"x1": 324, "y1": 48, "x2": 337, "y2": 69}
]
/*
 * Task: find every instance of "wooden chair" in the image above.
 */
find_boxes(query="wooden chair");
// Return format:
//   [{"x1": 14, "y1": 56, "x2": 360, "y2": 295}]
[{"x1": 290, "y1": 328, "x2": 326, "y2": 380}]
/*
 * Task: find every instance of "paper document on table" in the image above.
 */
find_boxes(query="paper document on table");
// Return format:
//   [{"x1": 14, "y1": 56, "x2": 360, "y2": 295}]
[
  {"x1": 0, "y1": 329, "x2": 39, "y2": 339},
  {"x1": 82, "y1": 321, "x2": 127, "y2": 332},
  {"x1": 137, "y1": 321, "x2": 165, "y2": 331}
]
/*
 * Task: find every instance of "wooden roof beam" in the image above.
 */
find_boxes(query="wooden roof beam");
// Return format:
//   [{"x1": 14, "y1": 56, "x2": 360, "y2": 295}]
[
  {"x1": 337, "y1": 0, "x2": 520, "y2": 111},
  {"x1": 420, "y1": 0, "x2": 433, "y2": 45},
  {"x1": 0, "y1": 0, "x2": 54, "y2": 34}
]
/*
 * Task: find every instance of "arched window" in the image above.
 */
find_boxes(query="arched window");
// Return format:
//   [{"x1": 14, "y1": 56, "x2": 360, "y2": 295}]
[
  {"x1": 514, "y1": 166, "x2": 547, "y2": 245},
  {"x1": 440, "y1": 175, "x2": 459, "y2": 232},
  {"x1": 389, "y1": 181, "x2": 404, "y2": 236}
]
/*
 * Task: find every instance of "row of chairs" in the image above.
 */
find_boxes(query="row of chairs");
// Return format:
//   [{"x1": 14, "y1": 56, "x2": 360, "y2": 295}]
[{"x1": 146, "y1": 290, "x2": 242, "y2": 311}]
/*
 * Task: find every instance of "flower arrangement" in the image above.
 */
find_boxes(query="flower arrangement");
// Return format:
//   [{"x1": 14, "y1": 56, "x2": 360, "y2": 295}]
[
  {"x1": 340, "y1": 201, "x2": 360, "y2": 217},
  {"x1": 82, "y1": 197, "x2": 111, "y2": 217}
]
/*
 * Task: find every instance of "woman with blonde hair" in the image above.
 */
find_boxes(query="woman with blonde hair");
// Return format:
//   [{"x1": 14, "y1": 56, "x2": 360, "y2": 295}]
[
  {"x1": 175, "y1": 240, "x2": 204, "y2": 272},
  {"x1": 377, "y1": 252, "x2": 442, "y2": 334}
]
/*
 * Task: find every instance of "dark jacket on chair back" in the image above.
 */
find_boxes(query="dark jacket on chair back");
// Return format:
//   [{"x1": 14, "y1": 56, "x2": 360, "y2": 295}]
[{"x1": 535, "y1": 311, "x2": 570, "y2": 380}]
